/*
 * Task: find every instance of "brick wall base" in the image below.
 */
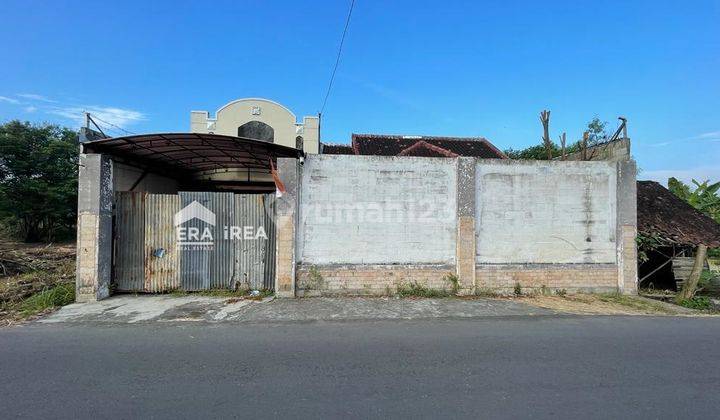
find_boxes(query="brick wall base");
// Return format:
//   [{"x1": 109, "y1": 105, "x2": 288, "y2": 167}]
[
  {"x1": 76, "y1": 213, "x2": 111, "y2": 302},
  {"x1": 296, "y1": 264, "x2": 456, "y2": 296},
  {"x1": 620, "y1": 225, "x2": 638, "y2": 294},
  {"x1": 295, "y1": 263, "x2": 619, "y2": 296},
  {"x1": 476, "y1": 264, "x2": 619, "y2": 294}
]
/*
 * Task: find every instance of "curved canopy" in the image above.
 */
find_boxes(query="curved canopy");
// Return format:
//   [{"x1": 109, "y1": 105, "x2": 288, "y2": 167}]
[{"x1": 82, "y1": 132, "x2": 303, "y2": 175}]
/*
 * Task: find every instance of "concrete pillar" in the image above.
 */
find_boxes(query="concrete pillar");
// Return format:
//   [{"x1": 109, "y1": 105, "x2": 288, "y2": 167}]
[
  {"x1": 302, "y1": 116, "x2": 320, "y2": 154},
  {"x1": 616, "y1": 160, "x2": 638, "y2": 294},
  {"x1": 275, "y1": 158, "x2": 300, "y2": 297},
  {"x1": 76, "y1": 153, "x2": 114, "y2": 302},
  {"x1": 455, "y1": 157, "x2": 476, "y2": 294}
]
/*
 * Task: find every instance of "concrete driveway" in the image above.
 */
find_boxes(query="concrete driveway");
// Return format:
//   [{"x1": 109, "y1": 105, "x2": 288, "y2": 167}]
[{"x1": 40, "y1": 295, "x2": 556, "y2": 324}]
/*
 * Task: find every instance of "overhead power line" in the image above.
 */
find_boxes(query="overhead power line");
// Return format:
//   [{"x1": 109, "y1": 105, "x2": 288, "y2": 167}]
[
  {"x1": 319, "y1": 0, "x2": 356, "y2": 115},
  {"x1": 88, "y1": 113, "x2": 137, "y2": 135}
]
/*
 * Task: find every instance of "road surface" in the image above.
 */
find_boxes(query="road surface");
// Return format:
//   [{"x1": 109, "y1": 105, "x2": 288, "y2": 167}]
[{"x1": 2, "y1": 316, "x2": 719, "y2": 419}]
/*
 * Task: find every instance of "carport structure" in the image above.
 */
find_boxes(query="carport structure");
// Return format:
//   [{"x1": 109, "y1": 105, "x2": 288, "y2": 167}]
[
  {"x1": 76, "y1": 132, "x2": 303, "y2": 301},
  {"x1": 82, "y1": 132, "x2": 302, "y2": 192}
]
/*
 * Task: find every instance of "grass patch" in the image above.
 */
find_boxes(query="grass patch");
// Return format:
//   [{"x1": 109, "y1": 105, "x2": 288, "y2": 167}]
[
  {"x1": 18, "y1": 282, "x2": 74, "y2": 317},
  {"x1": 474, "y1": 288, "x2": 501, "y2": 298},
  {"x1": 396, "y1": 281, "x2": 451, "y2": 298},
  {"x1": 677, "y1": 296, "x2": 712, "y2": 310}
]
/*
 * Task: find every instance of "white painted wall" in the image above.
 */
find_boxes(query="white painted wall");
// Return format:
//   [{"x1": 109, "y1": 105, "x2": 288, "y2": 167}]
[
  {"x1": 475, "y1": 160, "x2": 617, "y2": 264},
  {"x1": 298, "y1": 155, "x2": 457, "y2": 264}
]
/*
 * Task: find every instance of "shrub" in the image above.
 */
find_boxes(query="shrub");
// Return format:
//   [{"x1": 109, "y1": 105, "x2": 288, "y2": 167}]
[
  {"x1": 19, "y1": 282, "x2": 75, "y2": 316},
  {"x1": 677, "y1": 296, "x2": 712, "y2": 310},
  {"x1": 513, "y1": 282, "x2": 522, "y2": 296},
  {"x1": 444, "y1": 273, "x2": 460, "y2": 295},
  {"x1": 396, "y1": 281, "x2": 450, "y2": 298}
]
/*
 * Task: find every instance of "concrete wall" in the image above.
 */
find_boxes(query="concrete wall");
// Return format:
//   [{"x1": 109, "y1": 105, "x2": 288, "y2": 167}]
[
  {"x1": 476, "y1": 160, "x2": 617, "y2": 264},
  {"x1": 191, "y1": 98, "x2": 319, "y2": 154},
  {"x1": 113, "y1": 162, "x2": 179, "y2": 194},
  {"x1": 297, "y1": 155, "x2": 457, "y2": 265},
  {"x1": 563, "y1": 138, "x2": 631, "y2": 162},
  {"x1": 279, "y1": 155, "x2": 637, "y2": 297}
]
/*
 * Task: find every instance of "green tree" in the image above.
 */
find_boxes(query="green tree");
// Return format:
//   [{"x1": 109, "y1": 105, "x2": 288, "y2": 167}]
[
  {"x1": 585, "y1": 117, "x2": 609, "y2": 146},
  {"x1": 668, "y1": 177, "x2": 720, "y2": 285},
  {"x1": 668, "y1": 177, "x2": 720, "y2": 224},
  {"x1": 0, "y1": 120, "x2": 79, "y2": 242}
]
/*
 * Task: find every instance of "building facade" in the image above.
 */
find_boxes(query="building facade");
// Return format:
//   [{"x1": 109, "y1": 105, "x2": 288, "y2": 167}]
[{"x1": 191, "y1": 98, "x2": 319, "y2": 154}]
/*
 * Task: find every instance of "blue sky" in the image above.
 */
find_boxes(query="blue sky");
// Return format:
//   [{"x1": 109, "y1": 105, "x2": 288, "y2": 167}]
[{"x1": 1, "y1": 0, "x2": 718, "y2": 184}]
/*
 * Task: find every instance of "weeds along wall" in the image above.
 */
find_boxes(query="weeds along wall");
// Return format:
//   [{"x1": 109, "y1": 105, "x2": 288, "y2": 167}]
[{"x1": 278, "y1": 155, "x2": 637, "y2": 296}]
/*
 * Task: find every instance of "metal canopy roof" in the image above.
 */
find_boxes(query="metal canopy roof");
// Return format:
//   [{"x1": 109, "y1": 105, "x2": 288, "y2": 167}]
[{"x1": 82, "y1": 132, "x2": 303, "y2": 175}]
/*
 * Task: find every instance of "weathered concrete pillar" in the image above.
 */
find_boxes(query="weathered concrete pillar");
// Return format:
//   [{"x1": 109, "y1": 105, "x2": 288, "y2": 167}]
[
  {"x1": 76, "y1": 153, "x2": 114, "y2": 302},
  {"x1": 275, "y1": 158, "x2": 300, "y2": 297},
  {"x1": 616, "y1": 160, "x2": 638, "y2": 294},
  {"x1": 455, "y1": 157, "x2": 476, "y2": 294}
]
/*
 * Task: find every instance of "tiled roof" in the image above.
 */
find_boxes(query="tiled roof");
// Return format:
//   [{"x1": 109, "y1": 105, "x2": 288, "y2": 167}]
[
  {"x1": 397, "y1": 140, "x2": 459, "y2": 157},
  {"x1": 350, "y1": 134, "x2": 507, "y2": 159},
  {"x1": 637, "y1": 181, "x2": 720, "y2": 247},
  {"x1": 321, "y1": 143, "x2": 354, "y2": 155}
]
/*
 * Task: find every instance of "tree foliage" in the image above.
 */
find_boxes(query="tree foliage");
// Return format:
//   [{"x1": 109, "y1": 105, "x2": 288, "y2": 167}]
[
  {"x1": 503, "y1": 117, "x2": 607, "y2": 160},
  {"x1": 585, "y1": 117, "x2": 609, "y2": 146},
  {"x1": 0, "y1": 120, "x2": 79, "y2": 242},
  {"x1": 504, "y1": 143, "x2": 560, "y2": 160},
  {"x1": 668, "y1": 177, "x2": 720, "y2": 224}
]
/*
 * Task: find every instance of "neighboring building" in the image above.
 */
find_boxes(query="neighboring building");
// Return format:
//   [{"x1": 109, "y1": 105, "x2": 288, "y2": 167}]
[
  {"x1": 322, "y1": 134, "x2": 507, "y2": 159},
  {"x1": 191, "y1": 98, "x2": 319, "y2": 153},
  {"x1": 637, "y1": 180, "x2": 720, "y2": 290}
]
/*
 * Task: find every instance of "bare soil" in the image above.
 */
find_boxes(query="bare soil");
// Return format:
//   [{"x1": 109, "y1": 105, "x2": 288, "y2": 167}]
[{"x1": 517, "y1": 293, "x2": 701, "y2": 316}]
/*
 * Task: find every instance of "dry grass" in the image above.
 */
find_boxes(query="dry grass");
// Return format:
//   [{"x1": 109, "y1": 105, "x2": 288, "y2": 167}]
[
  {"x1": 517, "y1": 293, "x2": 699, "y2": 316},
  {"x1": 0, "y1": 241, "x2": 76, "y2": 325}
]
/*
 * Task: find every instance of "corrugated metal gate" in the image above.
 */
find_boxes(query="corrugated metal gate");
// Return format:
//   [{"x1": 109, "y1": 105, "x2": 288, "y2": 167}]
[{"x1": 113, "y1": 191, "x2": 276, "y2": 292}]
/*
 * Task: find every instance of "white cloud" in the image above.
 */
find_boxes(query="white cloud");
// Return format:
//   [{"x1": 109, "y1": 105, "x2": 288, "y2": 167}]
[
  {"x1": 649, "y1": 141, "x2": 671, "y2": 147},
  {"x1": 0, "y1": 95, "x2": 20, "y2": 104},
  {"x1": 641, "y1": 166, "x2": 720, "y2": 186},
  {"x1": 24, "y1": 106, "x2": 37, "y2": 113},
  {"x1": 16, "y1": 93, "x2": 56, "y2": 103},
  {"x1": 652, "y1": 130, "x2": 720, "y2": 146},
  {"x1": 698, "y1": 131, "x2": 720, "y2": 139},
  {"x1": 48, "y1": 105, "x2": 146, "y2": 129}
]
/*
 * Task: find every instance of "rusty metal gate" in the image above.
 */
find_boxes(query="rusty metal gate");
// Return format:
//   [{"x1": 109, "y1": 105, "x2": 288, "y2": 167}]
[{"x1": 112, "y1": 191, "x2": 276, "y2": 292}]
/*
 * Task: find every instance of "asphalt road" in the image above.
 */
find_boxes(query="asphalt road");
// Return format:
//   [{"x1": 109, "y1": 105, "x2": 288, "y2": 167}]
[{"x1": 2, "y1": 316, "x2": 720, "y2": 419}]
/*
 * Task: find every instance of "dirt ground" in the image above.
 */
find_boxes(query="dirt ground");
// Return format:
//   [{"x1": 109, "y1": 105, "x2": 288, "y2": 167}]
[
  {"x1": 0, "y1": 240, "x2": 75, "y2": 324},
  {"x1": 516, "y1": 293, "x2": 701, "y2": 316}
]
